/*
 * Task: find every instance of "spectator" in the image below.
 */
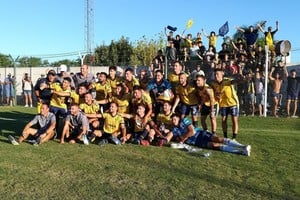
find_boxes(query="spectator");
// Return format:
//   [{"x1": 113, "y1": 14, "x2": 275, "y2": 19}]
[
  {"x1": 268, "y1": 60, "x2": 288, "y2": 117},
  {"x1": 286, "y1": 69, "x2": 300, "y2": 118},
  {"x1": 257, "y1": 21, "x2": 279, "y2": 52},
  {"x1": 202, "y1": 29, "x2": 219, "y2": 49},
  {"x1": 254, "y1": 70, "x2": 265, "y2": 117},
  {"x1": 4, "y1": 73, "x2": 15, "y2": 106},
  {"x1": 22, "y1": 73, "x2": 33, "y2": 107}
]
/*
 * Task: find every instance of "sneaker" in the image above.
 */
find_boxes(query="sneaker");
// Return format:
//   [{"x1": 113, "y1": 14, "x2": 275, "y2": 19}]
[
  {"x1": 30, "y1": 104, "x2": 33, "y2": 108},
  {"x1": 88, "y1": 134, "x2": 96, "y2": 143},
  {"x1": 8, "y1": 135, "x2": 19, "y2": 145},
  {"x1": 243, "y1": 145, "x2": 251, "y2": 157},
  {"x1": 82, "y1": 134, "x2": 90, "y2": 145},
  {"x1": 133, "y1": 139, "x2": 141, "y2": 145},
  {"x1": 109, "y1": 136, "x2": 121, "y2": 145},
  {"x1": 291, "y1": 115, "x2": 299, "y2": 118},
  {"x1": 24, "y1": 105, "x2": 28, "y2": 107},
  {"x1": 33, "y1": 137, "x2": 41, "y2": 146},
  {"x1": 170, "y1": 142, "x2": 188, "y2": 149},
  {"x1": 98, "y1": 139, "x2": 108, "y2": 146}
]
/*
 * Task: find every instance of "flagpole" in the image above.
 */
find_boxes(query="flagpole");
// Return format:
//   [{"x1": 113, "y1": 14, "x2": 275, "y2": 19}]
[{"x1": 264, "y1": 45, "x2": 269, "y2": 117}]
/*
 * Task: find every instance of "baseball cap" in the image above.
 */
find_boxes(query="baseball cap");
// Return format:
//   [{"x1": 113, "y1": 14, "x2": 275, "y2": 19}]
[{"x1": 59, "y1": 64, "x2": 67, "y2": 72}]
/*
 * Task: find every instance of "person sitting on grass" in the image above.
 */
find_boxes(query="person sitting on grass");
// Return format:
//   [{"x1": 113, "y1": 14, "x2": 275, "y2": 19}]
[
  {"x1": 60, "y1": 103, "x2": 90, "y2": 145},
  {"x1": 89, "y1": 101, "x2": 127, "y2": 145},
  {"x1": 159, "y1": 113, "x2": 251, "y2": 156},
  {"x1": 8, "y1": 103, "x2": 56, "y2": 146},
  {"x1": 122, "y1": 104, "x2": 155, "y2": 146}
]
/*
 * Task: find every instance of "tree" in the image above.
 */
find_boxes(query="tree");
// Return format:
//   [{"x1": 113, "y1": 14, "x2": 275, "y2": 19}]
[{"x1": 0, "y1": 53, "x2": 13, "y2": 67}]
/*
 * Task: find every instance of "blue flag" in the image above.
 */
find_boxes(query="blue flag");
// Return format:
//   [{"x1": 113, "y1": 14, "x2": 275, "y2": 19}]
[{"x1": 219, "y1": 21, "x2": 229, "y2": 37}]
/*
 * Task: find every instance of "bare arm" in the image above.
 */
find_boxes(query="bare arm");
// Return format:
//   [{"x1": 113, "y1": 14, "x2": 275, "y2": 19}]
[
  {"x1": 202, "y1": 28, "x2": 209, "y2": 37},
  {"x1": 179, "y1": 124, "x2": 195, "y2": 143},
  {"x1": 235, "y1": 25, "x2": 245, "y2": 33}
]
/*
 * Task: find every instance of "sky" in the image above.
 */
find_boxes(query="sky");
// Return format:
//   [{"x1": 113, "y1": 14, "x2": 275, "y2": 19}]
[{"x1": 0, "y1": 0, "x2": 299, "y2": 64}]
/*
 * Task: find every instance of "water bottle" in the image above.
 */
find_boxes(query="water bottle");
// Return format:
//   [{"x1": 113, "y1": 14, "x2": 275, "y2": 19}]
[
  {"x1": 160, "y1": 123, "x2": 165, "y2": 132},
  {"x1": 203, "y1": 152, "x2": 211, "y2": 158}
]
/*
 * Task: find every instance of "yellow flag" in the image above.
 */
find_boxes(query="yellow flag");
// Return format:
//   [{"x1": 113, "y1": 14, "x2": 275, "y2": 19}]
[{"x1": 186, "y1": 19, "x2": 194, "y2": 29}]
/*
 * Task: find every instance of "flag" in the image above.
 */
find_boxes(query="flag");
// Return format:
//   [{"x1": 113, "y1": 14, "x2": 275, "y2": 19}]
[
  {"x1": 167, "y1": 25, "x2": 177, "y2": 32},
  {"x1": 186, "y1": 19, "x2": 194, "y2": 29},
  {"x1": 219, "y1": 21, "x2": 229, "y2": 37}
]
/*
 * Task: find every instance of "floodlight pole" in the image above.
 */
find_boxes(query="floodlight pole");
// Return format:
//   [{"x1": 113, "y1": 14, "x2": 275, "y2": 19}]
[{"x1": 264, "y1": 46, "x2": 269, "y2": 117}]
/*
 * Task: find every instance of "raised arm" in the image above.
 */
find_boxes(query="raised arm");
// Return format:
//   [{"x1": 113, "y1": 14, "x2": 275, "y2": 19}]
[{"x1": 235, "y1": 25, "x2": 245, "y2": 33}]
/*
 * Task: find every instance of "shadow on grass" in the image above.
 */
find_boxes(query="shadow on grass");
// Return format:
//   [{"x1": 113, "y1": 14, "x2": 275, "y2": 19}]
[{"x1": 0, "y1": 111, "x2": 34, "y2": 138}]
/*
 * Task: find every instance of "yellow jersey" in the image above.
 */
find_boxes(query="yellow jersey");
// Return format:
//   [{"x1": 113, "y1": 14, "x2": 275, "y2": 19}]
[
  {"x1": 79, "y1": 102, "x2": 100, "y2": 114},
  {"x1": 133, "y1": 115, "x2": 152, "y2": 133},
  {"x1": 211, "y1": 78, "x2": 239, "y2": 107},
  {"x1": 132, "y1": 92, "x2": 152, "y2": 111},
  {"x1": 102, "y1": 113, "x2": 125, "y2": 134},
  {"x1": 124, "y1": 77, "x2": 140, "y2": 93},
  {"x1": 69, "y1": 91, "x2": 85, "y2": 105},
  {"x1": 107, "y1": 76, "x2": 122, "y2": 95},
  {"x1": 156, "y1": 112, "x2": 173, "y2": 130},
  {"x1": 110, "y1": 94, "x2": 131, "y2": 114},
  {"x1": 175, "y1": 83, "x2": 199, "y2": 105},
  {"x1": 167, "y1": 73, "x2": 179, "y2": 90},
  {"x1": 50, "y1": 83, "x2": 70, "y2": 109},
  {"x1": 92, "y1": 82, "x2": 112, "y2": 101}
]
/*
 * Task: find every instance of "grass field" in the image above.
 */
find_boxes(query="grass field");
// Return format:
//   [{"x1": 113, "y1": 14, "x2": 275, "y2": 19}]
[{"x1": 0, "y1": 106, "x2": 299, "y2": 199}]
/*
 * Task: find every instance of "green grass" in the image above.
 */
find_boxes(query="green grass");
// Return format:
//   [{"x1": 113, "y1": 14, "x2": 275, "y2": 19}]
[{"x1": 0, "y1": 106, "x2": 299, "y2": 199}]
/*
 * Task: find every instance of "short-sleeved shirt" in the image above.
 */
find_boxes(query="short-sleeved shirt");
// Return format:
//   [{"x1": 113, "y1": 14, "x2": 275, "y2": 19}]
[
  {"x1": 66, "y1": 112, "x2": 89, "y2": 130},
  {"x1": 211, "y1": 78, "x2": 239, "y2": 107},
  {"x1": 147, "y1": 79, "x2": 172, "y2": 101},
  {"x1": 50, "y1": 82, "x2": 70, "y2": 109},
  {"x1": 107, "y1": 76, "x2": 122, "y2": 94},
  {"x1": 171, "y1": 117, "x2": 200, "y2": 145},
  {"x1": 69, "y1": 91, "x2": 85, "y2": 105},
  {"x1": 110, "y1": 94, "x2": 131, "y2": 114},
  {"x1": 72, "y1": 73, "x2": 95, "y2": 88},
  {"x1": 124, "y1": 77, "x2": 140, "y2": 93},
  {"x1": 30, "y1": 112, "x2": 56, "y2": 129},
  {"x1": 133, "y1": 115, "x2": 152, "y2": 133},
  {"x1": 92, "y1": 82, "x2": 112, "y2": 100},
  {"x1": 80, "y1": 103, "x2": 100, "y2": 114},
  {"x1": 167, "y1": 73, "x2": 180, "y2": 90},
  {"x1": 34, "y1": 78, "x2": 52, "y2": 101},
  {"x1": 132, "y1": 92, "x2": 152, "y2": 112},
  {"x1": 102, "y1": 113, "x2": 125, "y2": 134},
  {"x1": 175, "y1": 83, "x2": 199, "y2": 105},
  {"x1": 156, "y1": 112, "x2": 173, "y2": 130}
]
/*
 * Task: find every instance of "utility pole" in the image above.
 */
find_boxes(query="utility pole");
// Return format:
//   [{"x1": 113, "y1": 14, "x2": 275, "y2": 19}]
[
  {"x1": 8, "y1": 55, "x2": 19, "y2": 106},
  {"x1": 84, "y1": 0, "x2": 94, "y2": 54}
]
